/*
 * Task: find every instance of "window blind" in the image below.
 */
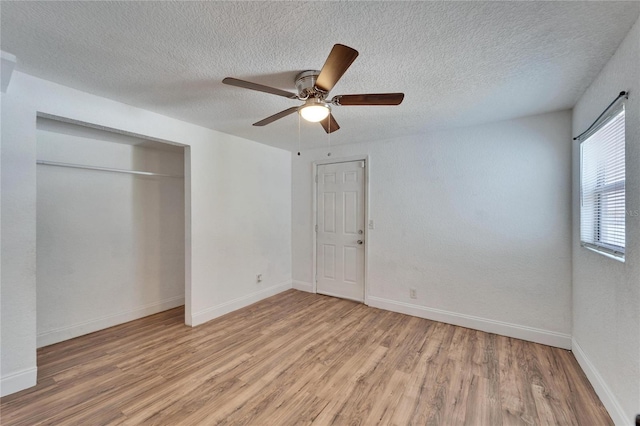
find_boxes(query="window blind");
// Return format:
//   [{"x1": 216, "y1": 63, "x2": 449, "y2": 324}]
[{"x1": 580, "y1": 105, "x2": 625, "y2": 258}]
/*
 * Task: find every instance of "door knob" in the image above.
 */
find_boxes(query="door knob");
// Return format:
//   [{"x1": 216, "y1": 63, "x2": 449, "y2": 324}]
[{"x1": 357, "y1": 240, "x2": 363, "y2": 245}]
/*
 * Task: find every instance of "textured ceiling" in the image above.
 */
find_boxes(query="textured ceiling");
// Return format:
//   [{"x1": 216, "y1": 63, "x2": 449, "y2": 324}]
[{"x1": 2, "y1": 2, "x2": 639, "y2": 151}]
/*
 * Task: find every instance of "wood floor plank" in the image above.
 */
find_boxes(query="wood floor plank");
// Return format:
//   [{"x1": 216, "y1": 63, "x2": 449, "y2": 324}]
[
  {"x1": 241, "y1": 363, "x2": 329, "y2": 426},
  {"x1": 499, "y1": 335, "x2": 539, "y2": 425},
  {"x1": 466, "y1": 374, "x2": 502, "y2": 426},
  {"x1": 389, "y1": 324, "x2": 453, "y2": 425},
  {"x1": 0, "y1": 290, "x2": 613, "y2": 425},
  {"x1": 363, "y1": 368, "x2": 410, "y2": 425}
]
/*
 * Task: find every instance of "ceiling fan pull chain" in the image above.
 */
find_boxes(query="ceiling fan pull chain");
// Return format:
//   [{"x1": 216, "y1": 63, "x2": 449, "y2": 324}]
[
  {"x1": 327, "y1": 119, "x2": 331, "y2": 157},
  {"x1": 298, "y1": 112, "x2": 301, "y2": 156}
]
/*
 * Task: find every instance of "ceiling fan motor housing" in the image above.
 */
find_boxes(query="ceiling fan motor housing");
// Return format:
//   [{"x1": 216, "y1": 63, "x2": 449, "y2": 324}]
[{"x1": 295, "y1": 70, "x2": 323, "y2": 99}]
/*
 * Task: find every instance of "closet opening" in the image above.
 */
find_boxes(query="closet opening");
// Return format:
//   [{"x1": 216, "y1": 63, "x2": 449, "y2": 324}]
[{"x1": 35, "y1": 115, "x2": 187, "y2": 348}]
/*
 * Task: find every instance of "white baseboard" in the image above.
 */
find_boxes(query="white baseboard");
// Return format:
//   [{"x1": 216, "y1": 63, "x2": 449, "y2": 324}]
[
  {"x1": 571, "y1": 338, "x2": 628, "y2": 425},
  {"x1": 0, "y1": 367, "x2": 37, "y2": 397},
  {"x1": 292, "y1": 280, "x2": 314, "y2": 293},
  {"x1": 367, "y1": 296, "x2": 571, "y2": 349},
  {"x1": 191, "y1": 281, "x2": 292, "y2": 326},
  {"x1": 37, "y1": 295, "x2": 185, "y2": 348}
]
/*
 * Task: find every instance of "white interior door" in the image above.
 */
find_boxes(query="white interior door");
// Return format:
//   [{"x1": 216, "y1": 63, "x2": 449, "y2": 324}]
[{"x1": 316, "y1": 161, "x2": 365, "y2": 302}]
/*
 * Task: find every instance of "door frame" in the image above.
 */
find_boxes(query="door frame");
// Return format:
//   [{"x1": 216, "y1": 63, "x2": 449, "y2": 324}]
[{"x1": 312, "y1": 155, "x2": 370, "y2": 305}]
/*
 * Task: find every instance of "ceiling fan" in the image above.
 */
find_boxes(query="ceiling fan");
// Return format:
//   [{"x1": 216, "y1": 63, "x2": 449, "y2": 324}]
[{"x1": 222, "y1": 44, "x2": 404, "y2": 133}]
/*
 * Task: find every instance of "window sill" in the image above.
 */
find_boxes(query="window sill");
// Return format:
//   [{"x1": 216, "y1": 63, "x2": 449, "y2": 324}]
[{"x1": 582, "y1": 245, "x2": 625, "y2": 263}]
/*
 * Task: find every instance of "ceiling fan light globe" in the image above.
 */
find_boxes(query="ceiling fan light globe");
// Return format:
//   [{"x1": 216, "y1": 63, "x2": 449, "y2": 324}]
[{"x1": 300, "y1": 105, "x2": 330, "y2": 122}]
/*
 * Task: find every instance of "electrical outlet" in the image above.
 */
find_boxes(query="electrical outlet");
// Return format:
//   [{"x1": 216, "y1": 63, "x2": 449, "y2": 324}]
[
  {"x1": 368, "y1": 219, "x2": 374, "y2": 230},
  {"x1": 410, "y1": 288, "x2": 417, "y2": 299},
  {"x1": 256, "y1": 274, "x2": 262, "y2": 283}
]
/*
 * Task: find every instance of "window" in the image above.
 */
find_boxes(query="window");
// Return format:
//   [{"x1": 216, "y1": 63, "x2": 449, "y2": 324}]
[{"x1": 580, "y1": 105, "x2": 625, "y2": 260}]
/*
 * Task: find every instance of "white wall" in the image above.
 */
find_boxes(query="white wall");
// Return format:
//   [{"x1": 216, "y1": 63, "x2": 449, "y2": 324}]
[
  {"x1": 187, "y1": 119, "x2": 292, "y2": 325},
  {"x1": 1, "y1": 93, "x2": 38, "y2": 396},
  {"x1": 293, "y1": 111, "x2": 573, "y2": 348},
  {"x1": 1, "y1": 71, "x2": 291, "y2": 396},
  {"x1": 571, "y1": 17, "x2": 640, "y2": 425},
  {"x1": 36, "y1": 119, "x2": 185, "y2": 347}
]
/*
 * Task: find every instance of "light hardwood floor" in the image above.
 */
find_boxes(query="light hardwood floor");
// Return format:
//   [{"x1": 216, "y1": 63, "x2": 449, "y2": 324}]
[{"x1": 1, "y1": 290, "x2": 611, "y2": 425}]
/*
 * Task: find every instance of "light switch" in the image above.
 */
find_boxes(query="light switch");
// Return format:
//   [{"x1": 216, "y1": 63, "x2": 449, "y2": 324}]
[{"x1": 368, "y1": 220, "x2": 374, "y2": 230}]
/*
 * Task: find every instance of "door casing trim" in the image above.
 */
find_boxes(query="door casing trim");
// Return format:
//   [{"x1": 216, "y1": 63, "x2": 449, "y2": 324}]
[{"x1": 312, "y1": 155, "x2": 370, "y2": 305}]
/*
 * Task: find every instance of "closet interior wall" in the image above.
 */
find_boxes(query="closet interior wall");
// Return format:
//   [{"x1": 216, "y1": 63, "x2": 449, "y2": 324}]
[{"x1": 36, "y1": 117, "x2": 185, "y2": 347}]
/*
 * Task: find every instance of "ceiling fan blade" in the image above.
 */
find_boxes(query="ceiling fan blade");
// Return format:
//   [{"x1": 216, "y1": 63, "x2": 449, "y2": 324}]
[
  {"x1": 333, "y1": 93, "x2": 405, "y2": 106},
  {"x1": 315, "y1": 44, "x2": 359, "y2": 93},
  {"x1": 319, "y1": 113, "x2": 340, "y2": 134},
  {"x1": 223, "y1": 77, "x2": 298, "y2": 99},
  {"x1": 253, "y1": 107, "x2": 299, "y2": 126}
]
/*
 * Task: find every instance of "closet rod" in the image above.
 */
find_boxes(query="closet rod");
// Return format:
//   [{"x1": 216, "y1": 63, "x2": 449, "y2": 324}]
[{"x1": 36, "y1": 160, "x2": 183, "y2": 178}]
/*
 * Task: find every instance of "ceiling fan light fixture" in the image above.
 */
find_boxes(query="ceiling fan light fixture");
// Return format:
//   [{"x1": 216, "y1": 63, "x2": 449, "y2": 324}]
[{"x1": 299, "y1": 99, "x2": 330, "y2": 122}]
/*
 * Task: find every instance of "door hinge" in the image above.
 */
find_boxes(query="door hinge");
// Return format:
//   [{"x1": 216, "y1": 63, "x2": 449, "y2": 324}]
[
  {"x1": 359, "y1": 161, "x2": 365, "y2": 168},
  {"x1": 315, "y1": 224, "x2": 318, "y2": 232}
]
